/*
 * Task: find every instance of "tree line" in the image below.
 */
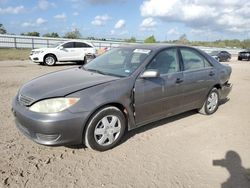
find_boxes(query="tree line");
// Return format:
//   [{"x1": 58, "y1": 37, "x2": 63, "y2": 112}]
[{"x1": 1, "y1": 23, "x2": 250, "y2": 48}]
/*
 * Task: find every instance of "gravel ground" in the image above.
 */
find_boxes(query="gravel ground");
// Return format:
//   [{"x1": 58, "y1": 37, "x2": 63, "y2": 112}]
[{"x1": 0, "y1": 59, "x2": 250, "y2": 188}]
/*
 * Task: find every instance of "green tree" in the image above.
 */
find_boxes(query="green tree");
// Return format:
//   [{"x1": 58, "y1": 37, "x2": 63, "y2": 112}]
[
  {"x1": 144, "y1": 35, "x2": 156, "y2": 43},
  {"x1": 125, "y1": 37, "x2": 136, "y2": 43},
  {"x1": 21, "y1": 31, "x2": 40, "y2": 37},
  {"x1": 0, "y1": 23, "x2": 7, "y2": 34},
  {"x1": 43, "y1": 32, "x2": 60, "y2": 38},
  {"x1": 64, "y1": 29, "x2": 81, "y2": 39}
]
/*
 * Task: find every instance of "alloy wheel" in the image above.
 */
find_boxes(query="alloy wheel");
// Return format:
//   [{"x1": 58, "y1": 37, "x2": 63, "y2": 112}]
[
  {"x1": 45, "y1": 56, "x2": 55, "y2": 66},
  {"x1": 207, "y1": 92, "x2": 218, "y2": 113}
]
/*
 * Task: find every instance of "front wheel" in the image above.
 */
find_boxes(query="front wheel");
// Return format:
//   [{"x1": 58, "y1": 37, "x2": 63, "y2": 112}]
[
  {"x1": 199, "y1": 88, "x2": 219, "y2": 115},
  {"x1": 44, "y1": 55, "x2": 56, "y2": 66},
  {"x1": 84, "y1": 106, "x2": 126, "y2": 151}
]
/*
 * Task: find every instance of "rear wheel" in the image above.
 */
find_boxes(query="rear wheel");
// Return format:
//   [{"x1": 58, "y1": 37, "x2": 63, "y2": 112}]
[
  {"x1": 76, "y1": 56, "x2": 86, "y2": 65},
  {"x1": 238, "y1": 56, "x2": 242, "y2": 61},
  {"x1": 84, "y1": 106, "x2": 126, "y2": 151},
  {"x1": 199, "y1": 88, "x2": 219, "y2": 115},
  {"x1": 44, "y1": 55, "x2": 56, "y2": 66}
]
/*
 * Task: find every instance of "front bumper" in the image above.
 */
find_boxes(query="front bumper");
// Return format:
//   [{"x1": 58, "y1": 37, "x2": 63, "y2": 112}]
[
  {"x1": 29, "y1": 54, "x2": 44, "y2": 63},
  {"x1": 219, "y1": 82, "x2": 232, "y2": 100},
  {"x1": 12, "y1": 96, "x2": 89, "y2": 146}
]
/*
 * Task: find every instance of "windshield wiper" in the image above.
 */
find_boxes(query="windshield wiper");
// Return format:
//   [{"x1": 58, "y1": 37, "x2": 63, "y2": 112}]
[
  {"x1": 104, "y1": 72, "x2": 126, "y2": 78},
  {"x1": 84, "y1": 68, "x2": 125, "y2": 78},
  {"x1": 85, "y1": 68, "x2": 107, "y2": 75}
]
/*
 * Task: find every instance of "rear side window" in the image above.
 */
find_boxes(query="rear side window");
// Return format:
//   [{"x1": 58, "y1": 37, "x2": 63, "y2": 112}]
[
  {"x1": 75, "y1": 42, "x2": 92, "y2": 48},
  {"x1": 180, "y1": 48, "x2": 212, "y2": 71},
  {"x1": 63, "y1": 42, "x2": 74, "y2": 48}
]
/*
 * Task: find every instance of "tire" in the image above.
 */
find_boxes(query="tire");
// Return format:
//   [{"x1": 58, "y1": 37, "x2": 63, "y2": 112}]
[
  {"x1": 76, "y1": 56, "x2": 86, "y2": 65},
  {"x1": 84, "y1": 106, "x2": 126, "y2": 151},
  {"x1": 83, "y1": 56, "x2": 87, "y2": 64},
  {"x1": 238, "y1": 56, "x2": 242, "y2": 61},
  {"x1": 76, "y1": 61, "x2": 83, "y2": 65},
  {"x1": 199, "y1": 88, "x2": 219, "y2": 115},
  {"x1": 44, "y1": 54, "x2": 56, "y2": 66}
]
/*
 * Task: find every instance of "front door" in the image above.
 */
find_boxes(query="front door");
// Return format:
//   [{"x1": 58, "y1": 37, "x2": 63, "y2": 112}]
[
  {"x1": 134, "y1": 48, "x2": 184, "y2": 126},
  {"x1": 59, "y1": 42, "x2": 78, "y2": 61}
]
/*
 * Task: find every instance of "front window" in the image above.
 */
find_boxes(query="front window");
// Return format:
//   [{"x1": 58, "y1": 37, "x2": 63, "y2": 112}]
[
  {"x1": 83, "y1": 48, "x2": 151, "y2": 77},
  {"x1": 147, "y1": 48, "x2": 179, "y2": 75},
  {"x1": 62, "y1": 42, "x2": 74, "y2": 48}
]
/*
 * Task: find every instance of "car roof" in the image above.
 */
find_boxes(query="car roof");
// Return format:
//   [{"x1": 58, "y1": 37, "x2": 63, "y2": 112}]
[
  {"x1": 118, "y1": 44, "x2": 198, "y2": 51},
  {"x1": 62, "y1": 40, "x2": 94, "y2": 47}
]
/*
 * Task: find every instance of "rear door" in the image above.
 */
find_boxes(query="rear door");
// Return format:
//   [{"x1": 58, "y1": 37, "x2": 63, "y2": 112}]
[
  {"x1": 179, "y1": 47, "x2": 216, "y2": 111},
  {"x1": 134, "y1": 48, "x2": 184, "y2": 125},
  {"x1": 74, "y1": 42, "x2": 93, "y2": 60}
]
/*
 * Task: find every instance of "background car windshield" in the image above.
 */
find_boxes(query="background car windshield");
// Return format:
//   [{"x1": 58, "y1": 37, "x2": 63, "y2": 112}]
[
  {"x1": 210, "y1": 51, "x2": 219, "y2": 55},
  {"x1": 50, "y1": 42, "x2": 64, "y2": 48},
  {"x1": 83, "y1": 48, "x2": 151, "y2": 77}
]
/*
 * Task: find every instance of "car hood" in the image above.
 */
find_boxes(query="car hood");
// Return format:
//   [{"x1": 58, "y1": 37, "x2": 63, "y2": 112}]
[
  {"x1": 19, "y1": 68, "x2": 119, "y2": 102},
  {"x1": 32, "y1": 48, "x2": 50, "y2": 52}
]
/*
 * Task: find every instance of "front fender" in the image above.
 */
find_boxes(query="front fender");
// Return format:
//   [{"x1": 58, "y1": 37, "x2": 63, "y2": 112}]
[{"x1": 67, "y1": 78, "x2": 136, "y2": 130}]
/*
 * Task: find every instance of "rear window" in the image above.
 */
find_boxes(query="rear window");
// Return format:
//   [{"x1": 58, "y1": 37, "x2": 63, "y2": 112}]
[{"x1": 180, "y1": 48, "x2": 212, "y2": 70}]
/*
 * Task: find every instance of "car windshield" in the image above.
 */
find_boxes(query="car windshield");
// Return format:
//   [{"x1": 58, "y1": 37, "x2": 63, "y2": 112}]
[
  {"x1": 83, "y1": 48, "x2": 151, "y2": 77},
  {"x1": 210, "y1": 51, "x2": 219, "y2": 55},
  {"x1": 49, "y1": 42, "x2": 64, "y2": 48}
]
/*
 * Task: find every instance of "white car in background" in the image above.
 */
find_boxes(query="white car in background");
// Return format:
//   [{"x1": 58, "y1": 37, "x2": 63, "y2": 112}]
[{"x1": 29, "y1": 41, "x2": 96, "y2": 66}]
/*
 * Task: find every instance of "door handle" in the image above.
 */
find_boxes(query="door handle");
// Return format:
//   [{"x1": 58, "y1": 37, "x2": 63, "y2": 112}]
[
  {"x1": 209, "y1": 71, "x2": 215, "y2": 76},
  {"x1": 176, "y1": 78, "x2": 183, "y2": 84}
]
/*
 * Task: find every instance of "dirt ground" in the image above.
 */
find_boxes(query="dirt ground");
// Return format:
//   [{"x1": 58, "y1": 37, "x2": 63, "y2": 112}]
[{"x1": 0, "y1": 58, "x2": 250, "y2": 188}]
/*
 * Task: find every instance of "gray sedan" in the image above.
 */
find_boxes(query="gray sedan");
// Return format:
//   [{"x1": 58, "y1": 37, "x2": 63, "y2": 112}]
[{"x1": 12, "y1": 45, "x2": 232, "y2": 151}]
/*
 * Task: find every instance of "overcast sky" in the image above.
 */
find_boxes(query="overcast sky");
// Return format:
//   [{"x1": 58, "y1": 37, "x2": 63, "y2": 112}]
[{"x1": 1, "y1": 0, "x2": 250, "y2": 41}]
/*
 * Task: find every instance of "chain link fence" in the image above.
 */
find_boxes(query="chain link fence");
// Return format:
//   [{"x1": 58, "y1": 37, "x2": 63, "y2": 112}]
[{"x1": 0, "y1": 34, "x2": 242, "y2": 55}]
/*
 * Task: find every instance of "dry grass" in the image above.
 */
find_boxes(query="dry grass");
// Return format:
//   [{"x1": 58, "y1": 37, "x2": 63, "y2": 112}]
[{"x1": 0, "y1": 48, "x2": 31, "y2": 61}]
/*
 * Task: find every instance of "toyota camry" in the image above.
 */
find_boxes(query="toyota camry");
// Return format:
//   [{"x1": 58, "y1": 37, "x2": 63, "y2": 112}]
[{"x1": 12, "y1": 45, "x2": 232, "y2": 151}]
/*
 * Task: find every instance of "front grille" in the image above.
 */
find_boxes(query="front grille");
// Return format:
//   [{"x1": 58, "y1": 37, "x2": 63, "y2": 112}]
[{"x1": 18, "y1": 94, "x2": 35, "y2": 106}]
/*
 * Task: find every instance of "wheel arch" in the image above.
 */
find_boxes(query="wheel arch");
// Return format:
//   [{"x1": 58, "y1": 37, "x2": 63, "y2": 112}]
[
  {"x1": 82, "y1": 102, "x2": 129, "y2": 144},
  {"x1": 43, "y1": 53, "x2": 58, "y2": 62},
  {"x1": 213, "y1": 84, "x2": 222, "y2": 90}
]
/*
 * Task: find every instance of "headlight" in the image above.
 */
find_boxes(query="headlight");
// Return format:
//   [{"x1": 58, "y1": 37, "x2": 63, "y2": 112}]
[{"x1": 29, "y1": 98, "x2": 80, "y2": 113}]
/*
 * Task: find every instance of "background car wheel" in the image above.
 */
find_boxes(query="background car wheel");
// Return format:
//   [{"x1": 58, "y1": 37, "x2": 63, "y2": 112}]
[
  {"x1": 199, "y1": 88, "x2": 219, "y2": 115},
  {"x1": 238, "y1": 57, "x2": 242, "y2": 61},
  {"x1": 84, "y1": 106, "x2": 126, "y2": 151},
  {"x1": 44, "y1": 55, "x2": 56, "y2": 66},
  {"x1": 76, "y1": 56, "x2": 86, "y2": 65}
]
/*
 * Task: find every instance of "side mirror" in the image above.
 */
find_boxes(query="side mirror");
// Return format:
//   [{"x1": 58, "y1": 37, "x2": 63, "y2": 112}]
[
  {"x1": 58, "y1": 46, "x2": 64, "y2": 50},
  {"x1": 140, "y1": 69, "x2": 160, "y2": 78}
]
